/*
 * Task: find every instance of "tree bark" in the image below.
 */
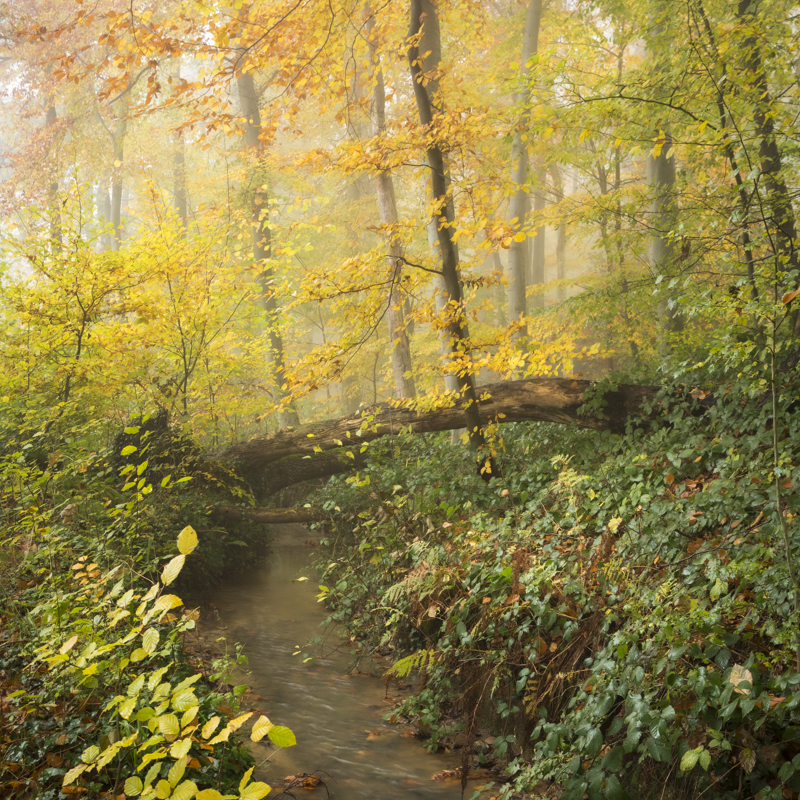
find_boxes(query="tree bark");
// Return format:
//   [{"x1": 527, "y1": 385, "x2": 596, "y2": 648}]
[
  {"x1": 219, "y1": 377, "x2": 660, "y2": 494},
  {"x1": 408, "y1": 0, "x2": 497, "y2": 475},
  {"x1": 366, "y1": 10, "x2": 416, "y2": 400},
  {"x1": 110, "y1": 92, "x2": 129, "y2": 251},
  {"x1": 507, "y1": 0, "x2": 544, "y2": 328},
  {"x1": 237, "y1": 67, "x2": 300, "y2": 427},
  {"x1": 45, "y1": 104, "x2": 62, "y2": 250},
  {"x1": 550, "y1": 164, "x2": 567, "y2": 303},
  {"x1": 171, "y1": 60, "x2": 188, "y2": 231},
  {"x1": 530, "y1": 164, "x2": 546, "y2": 307}
]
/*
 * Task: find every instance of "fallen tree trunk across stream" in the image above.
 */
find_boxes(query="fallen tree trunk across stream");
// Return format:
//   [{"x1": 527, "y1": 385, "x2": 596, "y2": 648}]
[{"x1": 218, "y1": 378, "x2": 661, "y2": 497}]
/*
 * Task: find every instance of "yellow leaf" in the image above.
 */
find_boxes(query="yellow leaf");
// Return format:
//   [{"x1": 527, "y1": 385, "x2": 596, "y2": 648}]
[
  {"x1": 250, "y1": 715, "x2": 273, "y2": 742},
  {"x1": 177, "y1": 526, "x2": 198, "y2": 555},
  {"x1": 161, "y1": 555, "x2": 185, "y2": 586}
]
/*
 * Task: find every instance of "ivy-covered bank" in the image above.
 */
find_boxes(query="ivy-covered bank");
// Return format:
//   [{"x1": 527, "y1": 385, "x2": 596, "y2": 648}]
[
  {"x1": 0, "y1": 407, "x2": 293, "y2": 799},
  {"x1": 313, "y1": 373, "x2": 800, "y2": 800}
]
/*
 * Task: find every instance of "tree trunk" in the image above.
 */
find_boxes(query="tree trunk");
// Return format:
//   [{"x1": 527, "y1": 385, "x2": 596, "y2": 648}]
[
  {"x1": 45, "y1": 104, "x2": 62, "y2": 250},
  {"x1": 550, "y1": 164, "x2": 567, "y2": 303},
  {"x1": 366, "y1": 10, "x2": 416, "y2": 400},
  {"x1": 530, "y1": 164, "x2": 546, "y2": 307},
  {"x1": 171, "y1": 60, "x2": 188, "y2": 231},
  {"x1": 737, "y1": 0, "x2": 798, "y2": 280},
  {"x1": 648, "y1": 125, "x2": 682, "y2": 347},
  {"x1": 507, "y1": 0, "x2": 544, "y2": 328},
  {"x1": 111, "y1": 93, "x2": 128, "y2": 251},
  {"x1": 408, "y1": 0, "x2": 496, "y2": 474},
  {"x1": 219, "y1": 377, "x2": 661, "y2": 495},
  {"x1": 237, "y1": 67, "x2": 300, "y2": 428}
]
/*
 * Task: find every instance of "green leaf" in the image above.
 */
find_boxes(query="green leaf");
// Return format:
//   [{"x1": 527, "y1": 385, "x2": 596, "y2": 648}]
[
  {"x1": 121, "y1": 445, "x2": 138, "y2": 456},
  {"x1": 161, "y1": 554, "x2": 185, "y2": 586},
  {"x1": 267, "y1": 725, "x2": 296, "y2": 748},
  {"x1": 680, "y1": 747, "x2": 701, "y2": 772},
  {"x1": 128, "y1": 674, "x2": 146, "y2": 697},
  {"x1": 196, "y1": 790, "x2": 224, "y2": 800},
  {"x1": 699, "y1": 749, "x2": 711, "y2": 770},
  {"x1": 82, "y1": 745, "x2": 100, "y2": 764},
  {"x1": 585, "y1": 728, "x2": 603, "y2": 757},
  {"x1": 177, "y1": 526, "x2": 198, "y2": 555},
  {"x1": 124, "y1": 776, "x2": 144, "y2": 796},
  {"x1": 124, "y1": 427, "x2": 140, "y2": 434},
  {"x1": 604, "y1": 773, "x2": 627, "y2": 800},
  {"x1": 155, "y1": 779, "x2": 172, "y2": 799},
  {"x1": 601, "y1": 745, "x2": 624, "y2": 772}
]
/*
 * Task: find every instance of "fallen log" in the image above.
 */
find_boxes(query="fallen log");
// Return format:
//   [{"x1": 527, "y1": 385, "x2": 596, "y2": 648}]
[
  {"x1": 211, "y1": 505, "x2": 327, "y2": 524},
  {"x1": 219, "y1": 378, "x2": 660, "y2": 495}
]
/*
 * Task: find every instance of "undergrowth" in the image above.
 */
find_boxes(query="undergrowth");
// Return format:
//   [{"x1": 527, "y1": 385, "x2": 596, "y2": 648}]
[
  {"x1": 312, "y1": 369, "x2": 800, "y2": 800},
  {"x1": 0, "y1": 405, "x2": 291, "y2": 799}
]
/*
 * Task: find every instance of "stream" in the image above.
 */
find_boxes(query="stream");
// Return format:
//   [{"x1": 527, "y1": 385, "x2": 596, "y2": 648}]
[{"x1": 200, "y1": 524, "x2": 472, "y2": 800}]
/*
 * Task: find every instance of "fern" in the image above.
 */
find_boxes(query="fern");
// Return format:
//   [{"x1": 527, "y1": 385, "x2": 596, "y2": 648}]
[{"x1": 385, "y1": 648, "x2": 437, "y2": 679}]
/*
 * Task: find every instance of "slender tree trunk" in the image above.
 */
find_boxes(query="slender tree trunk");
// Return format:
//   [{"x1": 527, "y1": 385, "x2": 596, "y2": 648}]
[
  {"x1": 415, "y1": 0, "x2": 461, "y2": 396},
  {"x1": 171, "y1": 61, "x2": 188, "y2": 231},
  {"x1": 110, "y1": 92, "x2": 129, "y2": 251},
  {"x1": 648, "y1": 126, "x2": 682, "y2": 346},
  {"x1": 646, "y1": 9, "x2": 683, "y2": 349},
  {"x1": 408, "y1": 0, "x2": 496, "y2": 475},
  {"x1": 366, "y1": 11, "x2": 416, "y2": 399},
  {"x1": 237, "y1": 67, "x2": 300, "y2": 427},
  {"x1": 737, "y1": 0, "x2": 798, "y2": 281},
  {"x1": 45, "y1": 104, "x2": 61, "y2": 250},
  {"x1": 507, "y1": 0, "x2": 544, "y2": 327},
  {"x1": 530, "y1": 164, "x2": 547, "y2": 307},
  {"x1": 550, "y1": 164, "x2": 567, "y2": 303}
]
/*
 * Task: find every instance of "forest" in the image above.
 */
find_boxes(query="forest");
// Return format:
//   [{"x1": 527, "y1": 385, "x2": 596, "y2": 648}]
[{"x1": 1, "y1": 0, "x2": 800, "y2": 798}]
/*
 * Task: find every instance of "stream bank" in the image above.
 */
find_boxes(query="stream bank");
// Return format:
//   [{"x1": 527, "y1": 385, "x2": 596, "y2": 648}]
[{"x1": 194, "y1": 524, "x2": 490, "y2": 800}]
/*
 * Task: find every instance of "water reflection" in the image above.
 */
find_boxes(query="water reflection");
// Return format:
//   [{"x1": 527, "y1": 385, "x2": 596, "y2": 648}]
[{"x1": 205, "y1": 536, "x2": 466, "y2": 800}]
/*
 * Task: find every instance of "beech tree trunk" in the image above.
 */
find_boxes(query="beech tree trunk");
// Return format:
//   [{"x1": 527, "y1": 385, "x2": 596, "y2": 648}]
[
  {"x1": 530, "y1": 164, "x2": 546, "y2": 308},
  {"x1": 507, "y1": 0, "x2": 544, "y2": 328},
  {"x1": 110, "y1": 93, "x2": 128, "y2": 251},
  {"x1": 220, "y1": 377, "x2": 660, "y2": 495},
  {"x1": 237, "y1": 67, "x2": 300, "y2": 427},
  {"x1": 408, "y1": 0, "x2": 498, "y2": 474},
  {"x1": 366, "y1": 11, "x2": 416, "y2": 400},
  {"x1": 171, "y1": 60, "x2": 188, "y2": 231},
  {"x1": 551, "y1": 164, "x2": 567, "y2": 303},
  {"x1": 45, "y1": 104, "x2": 62, "y2": 250}
]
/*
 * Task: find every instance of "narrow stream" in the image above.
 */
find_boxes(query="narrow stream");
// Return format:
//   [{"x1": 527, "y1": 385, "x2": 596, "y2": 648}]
[{"x1": 201, "y1": 525, "x2": 469, "y2": 800}]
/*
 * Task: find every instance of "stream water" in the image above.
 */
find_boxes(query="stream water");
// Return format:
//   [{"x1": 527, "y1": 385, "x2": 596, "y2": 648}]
[{"x1": 201, "y1": 525, "x2": 470, "y2": 800}]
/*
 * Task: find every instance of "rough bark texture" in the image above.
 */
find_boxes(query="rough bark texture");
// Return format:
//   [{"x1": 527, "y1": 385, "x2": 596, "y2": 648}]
[
  {"x1": 408, "y1": 0, "x2": 494, "y2": 470},
  {"x1": 219, "y1": 378, "x2": 660, "y2": 495}
]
